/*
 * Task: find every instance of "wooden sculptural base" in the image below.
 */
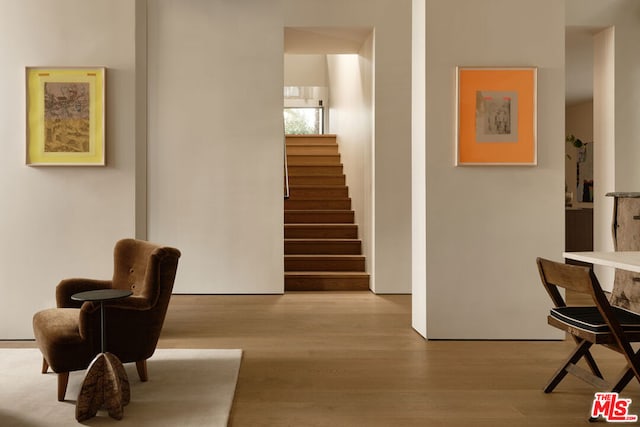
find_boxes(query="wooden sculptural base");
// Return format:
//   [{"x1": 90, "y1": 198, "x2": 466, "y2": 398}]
[{"x1": 76, "y1": 352, "x2": 130, "y2": 422}]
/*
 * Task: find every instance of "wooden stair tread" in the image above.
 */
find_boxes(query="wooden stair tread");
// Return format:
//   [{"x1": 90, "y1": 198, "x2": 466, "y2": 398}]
[
  {"x1": 286, "y1": 143, "x2": 337, "y2": 147},
  {"x1": 288, "y1": 166, "x2": 344, "y2": 176},
  {"x1": 288, "y1": 183, "x2": 347, "y2": 186},
  {"x1": 287, "y1": 155, "x2": 340, "y2": 158},
  {"x1": 285, "y1": 135, "x2": 337, "y2": 146},
  {"x1": 284, "y1": 272, "x2": 370, "y2": 291},
  {"x1": 285, "y1": 200, "x2": 352, "y2": 210},
  {"x1": 284, "y1": 224, "x2": 358, "y2": 239},
  {"x1": 289, "y1": 184, "x2": 347, "y2": 188},
  {"x1": 285, "y1": 238, "x2": 362, "y2": 255},
  {"x1": 285, "y1": 272, "x2": 369, "y2": 277},
  {"x1": 284, "y1": 225, "x2": 358, "y2": 229},
  {"x1": 285, "y1": 203, "x2": 351, "y2": 211},
  {"x1": 287, "y1": 153, "x2": 340, "y2": 156},
  {"x1": 286, "y1": 146, "x2": 339, "y2": 155},
  {"x1": 285, "y1": 210, "x2": 354, "y2": 215},
  {"x1": 285, "y1": 223, "x2": 357, "y2": 227},
  {"x1": 285, "y1": 199, "x2": 352, "y2": 203},
  {"x1": 285, "y1": 255, "x2": 365, "y2": 271},
  {"x1": 285, "y1": 254, "x2": 364, "y2": 259},
  {"x1": 288, "y1": 176, "x2": 346, "y2": 184},
  {"x1": 285, "y1": 209, "x2": 352, "y2": 213},
  {"x1": 287, "y1": 157, "x2": 341, "y2": 166},
  {"x1": 285, "y1": 200, "x2": 352, "y2": 203},
  {"x1": 288, "y1": 187, "x2": 348, "y2": 197},
  {"x1": 285, "y1": 143, "x2": 338, "y2": 147},
  {"x1": 285, "y1": 238, "x2": 360, "y2": 242}
]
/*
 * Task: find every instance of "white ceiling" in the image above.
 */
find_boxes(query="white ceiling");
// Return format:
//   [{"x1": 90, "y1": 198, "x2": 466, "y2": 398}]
[
  {"x1": 285, "y1": 26, "x2": 597, "y2": 106},
  {"x1": 284, "y1": 27, "x2": 372, "y2": 54}
]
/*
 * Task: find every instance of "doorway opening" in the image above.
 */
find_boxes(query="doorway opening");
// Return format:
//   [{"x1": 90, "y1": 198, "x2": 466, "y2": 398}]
[
  {"x1": 565, "y1": 27, "x2": 595, "y2": 260},
  {"x1": 564, "y1": 26, "x2": 615, "y2": 291},
  {"x1": 283, "y1": 27, "x2": 375, "y2": 292}
]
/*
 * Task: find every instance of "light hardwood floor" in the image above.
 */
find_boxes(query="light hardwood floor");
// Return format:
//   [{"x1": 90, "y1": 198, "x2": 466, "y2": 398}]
[{"x1": 5, "y1": 292, "x2": 640, "y2": 426}]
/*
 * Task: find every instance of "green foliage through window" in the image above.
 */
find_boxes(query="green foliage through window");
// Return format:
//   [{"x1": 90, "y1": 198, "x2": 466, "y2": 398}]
[{"x1": 284, "y1": 108, "x2": 323, "y2": 135}]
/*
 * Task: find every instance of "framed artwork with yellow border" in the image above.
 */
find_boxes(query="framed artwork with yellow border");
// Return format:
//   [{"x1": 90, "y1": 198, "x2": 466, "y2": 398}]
[
  {"x1": 455, "y1": 66, "x2": 537, "y2": 166},
  {"x1": 26, "y1": 67, "x2": 105, "y2": 166}
]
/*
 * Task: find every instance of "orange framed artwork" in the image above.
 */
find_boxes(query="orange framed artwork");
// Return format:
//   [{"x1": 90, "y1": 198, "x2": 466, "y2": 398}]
[{"x1": 455, "y1": 67, "x2": 537, "y2": 166}]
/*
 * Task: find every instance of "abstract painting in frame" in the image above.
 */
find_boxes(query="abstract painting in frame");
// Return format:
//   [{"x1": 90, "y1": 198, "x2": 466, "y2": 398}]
[
  {"x1": 26, "y1": 67, "x2": 105, "y2": 166},
  {"x1": 456, "y1": 67, "x2": 537, "y2": 166}
]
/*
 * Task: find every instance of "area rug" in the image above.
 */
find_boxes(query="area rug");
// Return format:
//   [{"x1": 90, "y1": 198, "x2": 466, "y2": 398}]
[{"x1": 0, "y1": 348, "x2": 242, "y2": 426}]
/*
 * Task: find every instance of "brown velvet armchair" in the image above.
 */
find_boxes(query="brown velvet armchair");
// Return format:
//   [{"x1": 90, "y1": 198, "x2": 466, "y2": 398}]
[{"x1": 32, "y1": 238, "x2": 181, "y2": 401}]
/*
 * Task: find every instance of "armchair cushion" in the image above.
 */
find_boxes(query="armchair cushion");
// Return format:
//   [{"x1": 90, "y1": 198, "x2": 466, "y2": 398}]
[{"x1": 32, "y1": 308, "x2": 96, "y2": 373}]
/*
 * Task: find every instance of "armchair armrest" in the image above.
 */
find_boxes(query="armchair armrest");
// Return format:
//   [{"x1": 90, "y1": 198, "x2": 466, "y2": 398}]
[
  {"x1": 77, "y1": 296, "x2": 158, "y2": 356},
  {"x1": 56, "y1": 278, "x2": 112, "y2": 308}
]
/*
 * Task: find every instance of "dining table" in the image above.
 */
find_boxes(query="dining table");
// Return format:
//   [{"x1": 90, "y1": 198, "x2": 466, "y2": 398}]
[{"x1": 563, "y1": 251, "x2": 640, "y2": 273}]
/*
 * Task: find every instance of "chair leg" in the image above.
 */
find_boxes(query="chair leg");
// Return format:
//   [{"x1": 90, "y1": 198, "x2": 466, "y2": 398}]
[
  {"x1": 611, "y1": 367, "x2": 635, "y2": 393},
  {"x1": 583, "y1": 349, "x2": 605, "y2": 379},
  {"x1": 57, "y1": 372, "x2": 69, "y2": 401},
  {"x1": 136, "y1": 359, "x2": 148, "y2": 382},
  {"x1": 611, "y1": 349, "x2": 640, "y2": 393},
  {"x1": 545, "y1": 340, "x2": 594, "y2": 393},
  {"x1": 41, "y1": 358, "x2": 49, "y2": 374},
  {"x1": 575, "y1": 336, "x2": 604, "y2": 380}
]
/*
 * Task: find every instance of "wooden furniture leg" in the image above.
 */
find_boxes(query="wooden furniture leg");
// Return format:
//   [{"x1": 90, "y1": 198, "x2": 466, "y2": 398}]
[
  {"x1": 57, "y1": 372, "x2": 69, "y2": 402},
  {"x1": 136, "y1": 359, "x2": 148, "y2": 382}
]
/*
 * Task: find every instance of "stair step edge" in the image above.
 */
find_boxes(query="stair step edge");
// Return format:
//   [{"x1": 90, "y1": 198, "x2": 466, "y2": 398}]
[
  {"x1": 285, "y1": 199, "x2": 352, "y2": 202},
  {"x1": 285, "y1": 238, "x2": 361, "y2": 241},
  {"x1": 289, "y1": 185, "x2": 348, "y2": 188},
  {"x1": 285, "y1": 209, "x2": 353, "y2": 212},
  {"x1": 285, "y1": 223, "x2": 358, "y2": 226},
  {"x1": 285, "y1": 144, "x2": 337, "y2": 146},
  {"x1": 285, "y1": 254, "x2": 365, "y2": 258},
  {"x1": 285, "y1": 272, "x2": 370, "y2": 277}
]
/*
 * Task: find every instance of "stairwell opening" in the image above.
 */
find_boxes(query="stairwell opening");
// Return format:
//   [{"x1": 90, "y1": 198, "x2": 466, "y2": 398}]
[{"x1": 283, "y1": 27, "x2": 374, "y2": 292}]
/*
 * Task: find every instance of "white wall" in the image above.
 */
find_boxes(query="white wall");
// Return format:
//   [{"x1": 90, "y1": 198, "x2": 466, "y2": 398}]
[
  {"x1": 0, "y1": 0, "x2": 139, "y2": 338},
  {"x1": 417, "y1": 0, "x2": 566, "y2": 339},
  {"x1": 411, "y1": 0, "x2": 427, "y2": 337},
  {"x1": 592, "y1": 28, "x2": 616, "y2": 290},
  {"x1": 148, "y1": 0, "x2": 412, "y2": 294},
  {"x1": 326, "y1": 40, "x2": 375, "y2": 288},
  {"x1": 147, "y1": 0, "x2": 284, "y2": 294},
  {"x1": 591, "y1": 27, "x2": 615, "y2": 205},
  {"x1": 367, "y1": 11, "x2": 412, "y2": 294}
]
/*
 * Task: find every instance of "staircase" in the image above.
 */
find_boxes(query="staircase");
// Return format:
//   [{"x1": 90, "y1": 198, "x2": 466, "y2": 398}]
[{"x1": 284, "y1": 135, "x2": 370, "y2": 291}]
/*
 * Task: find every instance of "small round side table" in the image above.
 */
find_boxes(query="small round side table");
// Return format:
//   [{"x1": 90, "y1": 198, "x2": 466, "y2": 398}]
[{"x1": 71, "y1": 289, "x2": 132, "y2": 421}]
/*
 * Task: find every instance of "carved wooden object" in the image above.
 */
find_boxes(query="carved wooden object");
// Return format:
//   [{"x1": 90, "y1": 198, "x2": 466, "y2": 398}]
[
  {"x1": 75, "y1": 352, "x2": 130, "y2": 422},
  {"x1": 608, "y1": 192, "x2": 640, "y2": 312}
]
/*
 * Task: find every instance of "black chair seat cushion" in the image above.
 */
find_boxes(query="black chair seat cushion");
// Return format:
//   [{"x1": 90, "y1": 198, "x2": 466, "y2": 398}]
[{"x1": 551, "y1": 306, "x2": 640, "y2": 333}]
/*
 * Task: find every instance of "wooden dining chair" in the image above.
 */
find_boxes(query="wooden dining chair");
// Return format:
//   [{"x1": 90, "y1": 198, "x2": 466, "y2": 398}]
[{"x1": 536, "y1": 257, "x2": 640, "y2": 395}]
